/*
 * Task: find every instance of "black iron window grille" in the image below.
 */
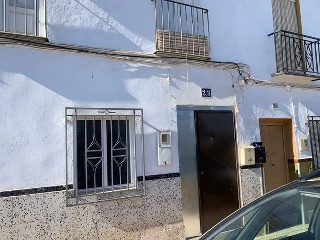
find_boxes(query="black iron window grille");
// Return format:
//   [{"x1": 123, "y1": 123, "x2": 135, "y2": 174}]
[
  {"x1": 65, "y1": 108, "x2": 145, "y2": 205},
  {"x1": 309, "y1": 116, "x2": 320, "y2": 170},
  {"x1": 269, "y1": 30, "x2": 320, "y2": 78},
  {"x1": 154, "y1": 0, "x2": 210, "y2": 60}
]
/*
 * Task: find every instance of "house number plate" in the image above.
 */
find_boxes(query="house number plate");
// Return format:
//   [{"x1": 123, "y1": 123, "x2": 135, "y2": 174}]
[{"x1": 201, "y1": 88, "x2": 211, "y2": 98}]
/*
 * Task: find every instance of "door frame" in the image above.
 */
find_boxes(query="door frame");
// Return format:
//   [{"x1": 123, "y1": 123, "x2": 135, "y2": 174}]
[
  {"x1": 259, "y1": 118, "x2": 295, "y2": 193},
  {"x1": 177, "y1": 106, "x2": 240, "y2": 237}
]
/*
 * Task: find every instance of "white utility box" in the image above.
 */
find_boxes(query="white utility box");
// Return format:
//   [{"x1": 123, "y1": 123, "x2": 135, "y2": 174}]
[
  {"x1": 157, "y1": 131, "x2": 171, "y2": 165},
  {"x1": 240, "y1": 146, "x2": 255, "y2": 166}
]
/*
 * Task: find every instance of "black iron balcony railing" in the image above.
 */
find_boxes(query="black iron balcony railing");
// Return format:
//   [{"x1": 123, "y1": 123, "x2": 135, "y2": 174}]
[
  {"x1": 154, "y1": 0, "x2": 210, "y2": 60},
  {"x1": 269, "y1": 30, "x2": 320, "y2": 78}
]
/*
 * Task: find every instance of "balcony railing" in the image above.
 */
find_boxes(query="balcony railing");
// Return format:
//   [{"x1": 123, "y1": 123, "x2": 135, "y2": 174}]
[
  {"x1": 154, "y1": 0, "x2": 210, "y2": 60},
  {"x1": 269, "y1": 30, "x2": 320, "y2": 78}
]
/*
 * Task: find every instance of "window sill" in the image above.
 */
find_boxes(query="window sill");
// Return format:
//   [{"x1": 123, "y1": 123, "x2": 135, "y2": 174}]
[
  {"x1": 74, "y1": 184, "x2": 137, "y2": 196},
  {"x1": 67, "y1": 184, "x2": 145, "y2": 206},
  {"x1": 0, "y1": 31, "x2": 48, "y2": 43}
]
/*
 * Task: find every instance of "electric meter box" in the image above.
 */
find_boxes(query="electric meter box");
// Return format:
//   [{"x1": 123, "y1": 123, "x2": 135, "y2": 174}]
[
  {"x1": 157, "y1": 131, "x2": 171, "y2": 165},
  {"x1": 240, "y1": 146, "x2": 255, "y2": 166}
]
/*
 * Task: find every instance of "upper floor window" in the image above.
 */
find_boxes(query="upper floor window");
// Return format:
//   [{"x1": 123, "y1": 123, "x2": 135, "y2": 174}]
[
  {"x1": 0, "y1": 0, "x2": 45, "y2": 36},
  {"x1": 154, "y1": 0, "x2": 210, "y2": 60}
]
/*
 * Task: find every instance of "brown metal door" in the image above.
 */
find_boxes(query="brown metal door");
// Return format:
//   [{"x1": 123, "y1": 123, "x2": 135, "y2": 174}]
[
  {"x1": 195, "y1": 111, "x2": 239, "y2": 233},
  {"x1": 260, "y1": 125, "x2": 288, "y2": 192}
]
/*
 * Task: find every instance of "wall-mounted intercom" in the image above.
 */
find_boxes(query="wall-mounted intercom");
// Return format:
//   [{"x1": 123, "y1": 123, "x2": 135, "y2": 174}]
[
  {"x1": 158, "y1": 131, "x2": 171, "y2": 165},
  {"x1": 251, "y1": 142, "x2": 266, "y2": 163},
  {"x1": 240, "y1": 143, "x2": 267, "y2": 166},
  {"x1": 240, "y1": 146, "x2": 255, "y2": 166}
]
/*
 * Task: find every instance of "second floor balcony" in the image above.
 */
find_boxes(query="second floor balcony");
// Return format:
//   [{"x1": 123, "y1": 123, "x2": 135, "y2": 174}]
[
  {"x1": 154, "y1": 0, "x2": 210, "y2": 61},
  {"x1": 269, "y1": 30, "x2": 320, "y2": 79}
]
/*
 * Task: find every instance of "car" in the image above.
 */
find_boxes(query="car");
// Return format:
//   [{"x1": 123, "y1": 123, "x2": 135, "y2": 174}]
[{"x1": 200, "y1": 170, "x2": 320, "y2": 240}]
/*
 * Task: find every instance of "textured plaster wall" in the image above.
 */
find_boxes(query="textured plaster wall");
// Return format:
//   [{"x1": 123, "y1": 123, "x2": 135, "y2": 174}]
[
  {"x1": 0, "y1": 178, "x2": 184, "y2": 240},
  {"x1": 236, "y1": 85, "x2": 293, "y2": 146},
  {"x1": 207, "y1": 0, "x2": 276, "y2": 80},
  {"x1": 300, "y1": 0, "x2": 320, "y2": 38},
  {"x1": 46, "y1": 0, "x2": 156, "y2": 53},
  {"x1": 45, "y1": 0, "x2": 278, "y2": 80},
  {"x1": 1, "y1": 0, "x2": 320, "y2": 222},
  {"x1": 0, "y1": 44, "x2": 236, "y2": 191},
  {"x1": 44, "y1": 0, "x2": 320, "y2": 83},
  {"x1": 236, "y1": 84, "x2": 320, "y2": 158},
  {"x1": 236, "y1": 84, "x2": 320, "y2": 203}
]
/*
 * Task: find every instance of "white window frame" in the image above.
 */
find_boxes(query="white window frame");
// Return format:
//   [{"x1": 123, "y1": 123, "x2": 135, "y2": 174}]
[{"x1": 0, "y1": 0, "x2": 45, "y2": 37}]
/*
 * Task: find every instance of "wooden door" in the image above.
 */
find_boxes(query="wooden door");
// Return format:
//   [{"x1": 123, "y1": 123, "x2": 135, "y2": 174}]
[
  {"x1": 195, "y1": 111, "x2": 239, "y2": 233},
  {"x1": 260, "y1": 125, "x2": 288, "y2": 192}
]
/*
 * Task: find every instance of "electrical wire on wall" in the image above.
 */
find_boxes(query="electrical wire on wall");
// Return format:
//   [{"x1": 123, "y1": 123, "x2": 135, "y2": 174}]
[
  {"x1": 4, "y1": 35, "x2": 318, "y2": 91},
  {"x1": 0, "y1": 36, "x2": 249, "y2": 79}
]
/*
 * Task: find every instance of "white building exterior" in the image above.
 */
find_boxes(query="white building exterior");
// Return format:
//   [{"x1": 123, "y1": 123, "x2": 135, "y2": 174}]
[{"x1": 0, "y1": 0, "x2": 320, "y2": 239}]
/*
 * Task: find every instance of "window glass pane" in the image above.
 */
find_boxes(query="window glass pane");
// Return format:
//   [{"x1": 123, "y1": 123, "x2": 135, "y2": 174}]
[
  {"x1": 0, "y1": 1, "x2": 3, "y2": 31},
  {"x1": 255, "y1": 191, "x2": 320, "y2": 239},
  {"x1": 26, "y1": 13, "x2": 34, "y2": 34},
  {"x1": 7, "y1": 0, "x2": 36, "y2": 35},
  {"x1": 106, "y1": 119, "x2": 131, "y2": 186},
  {"x1": 77, "y1": 120, "x2": 103, "y2": 190},
  {"x1": 210, "y1": 208, "x2": 260, "y2": 240},
  {"x1": 9, "y1": 0, "x2": 34, "y2": 9},
  {"x1": 11, "y1": 12, "x2": 25, "y2": 33},
  {"x1": 205, "y1": 186, "x2": 320, "y2": 240}
]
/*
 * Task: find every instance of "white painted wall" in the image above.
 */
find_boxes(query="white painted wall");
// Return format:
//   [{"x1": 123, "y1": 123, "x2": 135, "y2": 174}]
[
  {"x1": 300, "y1": 0, "x2": 320, "y2": 38},
  {"x1": 45, "y1": 0, "x2": 320, "y2": 82},
  {"x1": 236, "y1": 85, "x2": 293, "y2": 145},
  {"x1": 0, "y1": 44, "x2": 236, "y2": 191},
  {"x1": 1, "y1": 0, "x2": 320, "y2": 193},
  {"x1": 46, "y1": 0, "x2": 156, "y2": 53},
  {"x1": 207, "y1": 0, "x2": 276, "y2": 80},
  {"x1": 45, "y1": 0, "x2": 277, "y2": 79},
  {"x1": 236, "y1": 84, "x2": 320, "y2": 160}
]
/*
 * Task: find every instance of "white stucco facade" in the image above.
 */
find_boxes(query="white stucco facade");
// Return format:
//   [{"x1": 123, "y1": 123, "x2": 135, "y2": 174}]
[
  {"x1": 0, "y1": 45, "x2": 238, "y2": 191},
  {"x1": 1, "y1": 0, "x2": 320, "y2": 239}
]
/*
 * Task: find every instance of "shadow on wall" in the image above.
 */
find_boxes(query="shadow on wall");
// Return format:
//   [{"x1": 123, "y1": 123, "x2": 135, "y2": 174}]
[
  {"x1": 47, "y1": 0, "x2": 155, "y2": 52},
  {"x1": 1, "y1": 45, "x2": 236, "y2": 105},
  {"x1": 0, "y1": 47, "x2": 171, "y2": 103}
]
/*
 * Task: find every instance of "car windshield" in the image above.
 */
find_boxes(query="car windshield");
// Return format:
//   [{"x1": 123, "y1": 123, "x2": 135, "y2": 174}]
[{"x1": 201, "y1": 181, "x2": 320, "y2": 240}]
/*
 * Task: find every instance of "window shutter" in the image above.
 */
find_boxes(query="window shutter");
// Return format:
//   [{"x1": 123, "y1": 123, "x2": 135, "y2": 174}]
[{"x1": 272, "y1": 0, "x2": 299, "y2": 32}]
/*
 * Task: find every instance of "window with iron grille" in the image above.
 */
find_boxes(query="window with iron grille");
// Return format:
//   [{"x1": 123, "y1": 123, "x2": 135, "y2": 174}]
[
  {"x1": 65, "y1": 108, "x2": 145, "y2": 205},
  {"x1": 0, "y1": 0, "x2": 45, "y2": 36},
  {"x1": 154, "y1": 0, "x2": 210, "y2": 60}
]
